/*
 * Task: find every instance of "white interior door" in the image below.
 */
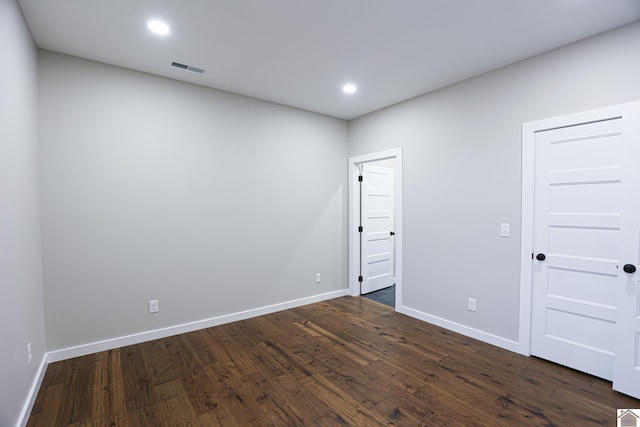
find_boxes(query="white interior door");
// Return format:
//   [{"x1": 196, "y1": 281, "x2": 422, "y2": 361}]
[
  {"x1": 360, "y1": 164, "x2": 394, "y2": 294},
  {"x1": 531, "y1": 118, "x2": 622, "y2": 380},
  {"x1": 531, "y1": 102, "x2": 640, "y2": 399}
]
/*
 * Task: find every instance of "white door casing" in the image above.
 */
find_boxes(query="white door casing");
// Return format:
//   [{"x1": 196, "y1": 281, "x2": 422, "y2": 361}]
[
  {"x1": 360, "y1": 164, "x2": 394, "y2": 294},
  {"x1": 520, "y1": 101, "x2": 640, "y2": 399}
]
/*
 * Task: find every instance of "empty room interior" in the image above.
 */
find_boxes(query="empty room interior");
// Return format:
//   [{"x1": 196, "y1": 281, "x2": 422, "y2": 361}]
[{"x1": 4, "y1": 0, "x2": 640, "y2": 425}]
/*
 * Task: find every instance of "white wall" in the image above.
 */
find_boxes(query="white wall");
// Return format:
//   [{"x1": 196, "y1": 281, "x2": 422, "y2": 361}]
[
  {"x1": 349, "y1": 21, "x2": 640, "y2": 343},
  {"x1": 0, "y1": 0, "x2": 46, "y2": 425},
  {"x1": 38, "y1": 51, "x2": 349, "y2": 351}
]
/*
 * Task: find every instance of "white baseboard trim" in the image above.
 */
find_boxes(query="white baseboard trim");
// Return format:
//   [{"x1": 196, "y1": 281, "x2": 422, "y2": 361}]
[
  {"x1": 17, "y1": 354, "x2": 48, "y2": 427},
  {"x1": 397, "y1": 305, "x2": 521, "y2": 354},
  {"x1": 47, "y1": 289, "x2": 349, "y2": 363}
]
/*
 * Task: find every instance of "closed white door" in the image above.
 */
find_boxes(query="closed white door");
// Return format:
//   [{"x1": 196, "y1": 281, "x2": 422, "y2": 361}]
[
  {"x1": 531, "y1": 102, "x2": 640, "y2": 398},
  {"x1": 360, "y1": 164, "x2": 394, "y2": 294}
]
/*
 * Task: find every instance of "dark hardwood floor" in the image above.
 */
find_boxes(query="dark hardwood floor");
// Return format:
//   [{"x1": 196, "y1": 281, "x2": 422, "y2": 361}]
[{"x1": 28, "y1": 296, "x2": 639, "y2": 426}]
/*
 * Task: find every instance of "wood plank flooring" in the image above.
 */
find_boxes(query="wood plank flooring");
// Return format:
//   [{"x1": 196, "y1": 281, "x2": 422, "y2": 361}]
[{"x1": 28, "y1": 296, "x2": 639, "y2": 426}]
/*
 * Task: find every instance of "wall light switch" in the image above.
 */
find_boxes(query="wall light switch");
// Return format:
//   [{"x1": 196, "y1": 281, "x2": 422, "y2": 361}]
[
  {"x1": 500, "y1": 223, "x2": 510, "y2": 237},
  {"x1": 315, "y1": 273, "x2": 321, "y2": 283}
]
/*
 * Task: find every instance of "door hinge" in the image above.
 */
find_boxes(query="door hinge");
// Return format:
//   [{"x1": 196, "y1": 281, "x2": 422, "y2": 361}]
[
  {"x1": 358, "y1": 276, "x2": 363, "y2": 282},
  {"x1": 358, "y1": 226, "x2": 363, "y2": 233},
  {"x1": 358, "y1": 175, "x2": 363, "y2": 182}
]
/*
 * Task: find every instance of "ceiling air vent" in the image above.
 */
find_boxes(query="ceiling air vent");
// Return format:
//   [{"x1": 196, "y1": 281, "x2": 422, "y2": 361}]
[{"x1": 171, "y1": 61, "x2": 206, "y2": 74}]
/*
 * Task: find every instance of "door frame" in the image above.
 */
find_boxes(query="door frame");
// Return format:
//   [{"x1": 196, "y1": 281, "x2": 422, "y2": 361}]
[
  {"x1": 518, "y1": 103, "x2": 630, "y2": 356},
  {"x1": 348, "y1": 148, "x2": 403, "y2": 308}
]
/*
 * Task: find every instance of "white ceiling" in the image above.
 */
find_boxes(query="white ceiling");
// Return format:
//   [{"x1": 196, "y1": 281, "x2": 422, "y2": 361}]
[{"x1": 18, "y1": 0, "x2": 640, "y2": 120}]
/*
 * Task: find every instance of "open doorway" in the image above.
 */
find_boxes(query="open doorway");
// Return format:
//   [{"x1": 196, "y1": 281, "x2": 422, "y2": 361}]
[{"x1": 348, "y1": 148, "x2": 403, "y2": 309}]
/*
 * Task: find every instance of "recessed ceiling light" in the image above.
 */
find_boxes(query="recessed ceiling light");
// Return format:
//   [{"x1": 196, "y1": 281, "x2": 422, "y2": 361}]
[
  {"x1": 342, "y1": 84, "x2": 357, "y2": 94},
  {"x1": 148, "y1": 20, "x2": 170, "y2": 36}
]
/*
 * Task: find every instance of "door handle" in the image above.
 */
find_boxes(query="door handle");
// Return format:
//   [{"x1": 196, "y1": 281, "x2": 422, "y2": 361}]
[
  {"x1": 536, "y1": 253, "x2": 546, "y2": 261},
  {"x1": 623, "y1": 264, "x2": 637, "y2": 274},
  {"x1": 390, "y1": 231, "x2": 395, "y2": 236}
]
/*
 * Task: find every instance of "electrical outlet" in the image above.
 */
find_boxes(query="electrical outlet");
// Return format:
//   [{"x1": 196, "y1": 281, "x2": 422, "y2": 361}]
[
  {"x1": 149, "y1": 299, "x2": 159, "y2": 314},
  {"x1": 468, "y1": 298, "x2": 477, "y2": 312},
  {"x1": 500, "y1": 223, "x2": 510, "y2": 237},
  {"x1": 27, "y1": 342, "x2": 32, "y2": 365},
  {"x1": 315, "y1": 272, "x2": 321, "y2": 283}
]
